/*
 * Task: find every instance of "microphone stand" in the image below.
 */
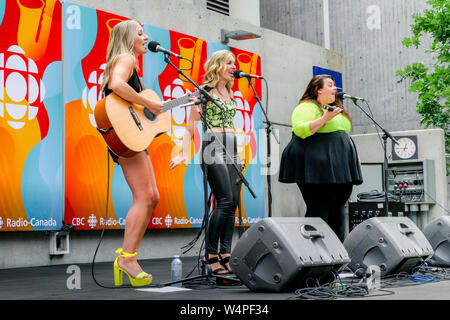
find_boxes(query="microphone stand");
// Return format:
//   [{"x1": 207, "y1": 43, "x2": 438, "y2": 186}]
[
  {"x1": 163, "y1": 54, "x2": 256, "y2": 199},
  {"x1": 160, "y1": 53, "x2": 254, "y2": 287},
  {"x1": 350, "y1": 99, "x2": 399, "y2": 216},
  {"x1": 243, "y1": 76, "x2": 279, "y2": 218}
]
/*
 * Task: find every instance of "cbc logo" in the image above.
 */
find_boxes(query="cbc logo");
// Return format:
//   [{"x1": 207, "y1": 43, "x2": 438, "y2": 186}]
[
  {"x1": 71, "y1": 217, "x2": 85, "y2": 226},
  {"x1": 71, "y1": 215, "x2": 97, "y2": 228},
  {"x1": 152, "y1": 217, "x2": 163, "y2": 226},
  {"x1": 0, "y1": 45, "x2": 45, "y2": 130},
  {"x1": 152, "y1": 215, "x2": 173, "y2": 228}
]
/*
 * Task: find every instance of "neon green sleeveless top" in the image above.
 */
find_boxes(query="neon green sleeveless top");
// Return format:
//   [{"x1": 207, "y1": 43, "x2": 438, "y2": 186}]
[
  {"x1": 292, "y1": 101, "x2": 351, "y2": 139},
  {"x1": 203, "y1": 93, "x2": 236, "y2": 129}
]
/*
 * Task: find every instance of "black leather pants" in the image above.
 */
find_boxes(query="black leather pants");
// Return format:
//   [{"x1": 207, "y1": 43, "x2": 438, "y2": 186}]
[{"x1": 202, "y1": 132, "x2": 242, "y2": 255}]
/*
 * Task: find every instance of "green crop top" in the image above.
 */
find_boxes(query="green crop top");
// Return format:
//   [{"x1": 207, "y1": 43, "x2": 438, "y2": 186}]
[
  {"x1": 292, "y1": 101, "x2": 351, "y2": 139},
  {"x1": 203, "y1": 93, "x2": 236, "y2": 129}
]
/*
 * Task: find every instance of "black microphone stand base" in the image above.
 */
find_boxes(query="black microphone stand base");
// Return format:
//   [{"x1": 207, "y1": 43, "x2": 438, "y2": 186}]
[{"x1": 161, "y1": 271, "x2": 241, "y2": 288}]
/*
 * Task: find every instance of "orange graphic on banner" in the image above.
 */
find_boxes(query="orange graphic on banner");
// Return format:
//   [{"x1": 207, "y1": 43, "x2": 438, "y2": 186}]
[
  {"x1": 231, "y1": 49, "x2": 261, "y2": 226},
  {"x1": 17, "y1": 0, "x2": 58, "y2": 62},
  {"x1": 106, "y1": 18, "x2": 124, "y2": 32},
  {"x1": 65, "y1": 99, "x2": 119, "y2": 229},
  {"x1": 177, "y1": 37, "x2": 206, "y2": 92},
  {"x1": 233, "y1": 50, "x2": 260, "y2": 163},
  {"x1": 147, "y1": 134, "x2": 191, "y2": 228},
  {"x1": 236, "y1": 52, "x2": 260, "y2": 99},
  {"x1": 0, "y1": 120, "x2": 40, "y2": 231}
]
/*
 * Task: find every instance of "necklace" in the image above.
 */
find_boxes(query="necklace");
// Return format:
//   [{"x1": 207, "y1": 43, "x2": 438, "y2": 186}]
[{"x1": 215, "y1": 87, "x2": 229, "y2": 101}]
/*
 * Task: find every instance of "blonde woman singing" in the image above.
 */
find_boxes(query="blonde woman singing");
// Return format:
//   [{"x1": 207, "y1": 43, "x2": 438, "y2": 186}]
[{"x1": 169, "y1": 50, "x2": 241, "y2": 275}]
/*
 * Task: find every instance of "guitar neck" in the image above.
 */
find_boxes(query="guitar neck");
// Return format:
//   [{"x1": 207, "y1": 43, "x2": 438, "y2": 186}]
[{"x1": 162, "y1": 91, "x2": 200, "y2": 112}]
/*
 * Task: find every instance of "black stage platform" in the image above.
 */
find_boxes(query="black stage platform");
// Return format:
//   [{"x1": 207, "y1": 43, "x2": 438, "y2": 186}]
[{"x1": 1, "y1": 256, "x2": 449, "y2": 317}]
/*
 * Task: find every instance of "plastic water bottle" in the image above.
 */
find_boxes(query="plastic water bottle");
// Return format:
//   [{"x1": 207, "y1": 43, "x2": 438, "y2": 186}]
[{"x1": 171, "y1": 255, "x2": 182, "y2": 287}]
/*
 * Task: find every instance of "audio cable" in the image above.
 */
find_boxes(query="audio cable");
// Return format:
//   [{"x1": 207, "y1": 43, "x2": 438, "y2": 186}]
[{"x1": 90, "y1": 147, "x2": 125, "y2": 289}]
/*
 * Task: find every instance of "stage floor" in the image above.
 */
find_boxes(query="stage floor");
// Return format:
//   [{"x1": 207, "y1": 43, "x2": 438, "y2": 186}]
[{"x1": 1, "y1": 256, "x2": 449, "y2": 302}]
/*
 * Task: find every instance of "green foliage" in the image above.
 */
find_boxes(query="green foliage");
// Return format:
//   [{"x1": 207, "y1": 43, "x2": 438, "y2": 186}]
[{"x1": 396, "y1": 0, "x2": 449, "y2": 172}]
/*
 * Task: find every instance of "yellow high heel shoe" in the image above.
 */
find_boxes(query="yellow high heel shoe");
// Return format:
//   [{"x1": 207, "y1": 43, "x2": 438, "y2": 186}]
[{"x1": 113, "y1": 248, "x2": 152, "y2": 287}]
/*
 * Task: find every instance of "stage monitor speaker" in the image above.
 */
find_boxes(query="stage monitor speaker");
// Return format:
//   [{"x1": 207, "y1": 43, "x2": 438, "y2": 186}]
[
  {"x1": 422, "y1": 216, "x2": 450, "y2": 267},
  {"x1": 230, "y1": 217, "x2": 350, "y2": 292},
  {"x1": 343, "y1": 217, "x2": 434, "y2": 277}
]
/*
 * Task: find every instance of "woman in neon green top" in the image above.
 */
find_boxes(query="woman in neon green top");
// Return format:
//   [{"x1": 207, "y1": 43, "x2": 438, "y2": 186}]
[
  {"x1": 169, "y1": 50, "x2": 241, "y2": 275},
  {"x1": 279, "y1": 75, "x2": 362, "y2": 242},
  {"x1": 291, "y1": 100, "x2": 351, "y2": 139}
]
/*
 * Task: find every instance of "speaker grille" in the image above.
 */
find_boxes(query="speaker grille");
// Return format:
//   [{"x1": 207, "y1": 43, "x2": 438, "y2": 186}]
[{"x1": 231, "y1": 217, "x2": 351, "y2": 291}]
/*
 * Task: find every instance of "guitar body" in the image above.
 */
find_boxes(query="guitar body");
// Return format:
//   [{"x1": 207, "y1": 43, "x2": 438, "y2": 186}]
[{"x1": 94, "y1": 89, "x2": 170, "y2": 158}]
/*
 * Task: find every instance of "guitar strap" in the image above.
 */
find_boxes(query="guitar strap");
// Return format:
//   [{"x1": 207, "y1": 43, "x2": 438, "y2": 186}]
[{"x1": 136, "y1": 69, "x2": 144, "y2": 92}]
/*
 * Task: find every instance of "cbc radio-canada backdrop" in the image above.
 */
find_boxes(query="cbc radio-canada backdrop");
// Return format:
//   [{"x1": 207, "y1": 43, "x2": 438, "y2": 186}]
[
  {"x1": 0, "y1": 0, "x2": 264, "y2": 232},
  {"x1": 0, "y1": 0, "x2": 265, "y2": 231}
]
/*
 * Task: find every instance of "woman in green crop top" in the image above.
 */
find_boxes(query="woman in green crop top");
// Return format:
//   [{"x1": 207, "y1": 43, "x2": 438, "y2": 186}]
[
  {"x1": 279, "y1": 75, "x2": 363, "y2": 242},
  {"x1": 169, "y1": 50, "x2": 241, "y2": 275}
]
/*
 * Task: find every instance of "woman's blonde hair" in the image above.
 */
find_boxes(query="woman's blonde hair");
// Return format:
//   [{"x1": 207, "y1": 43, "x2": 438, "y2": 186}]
[
  {"x1": 202, "y1": 50, "x2": 235, "y2": 98},
  {"x1": 101, "y1": 20, "x2": 140, "y2": 92}
]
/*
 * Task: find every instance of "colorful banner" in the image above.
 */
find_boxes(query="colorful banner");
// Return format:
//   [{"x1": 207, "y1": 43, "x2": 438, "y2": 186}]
[
  {"x1": 142, "y1": 25, "x2": 208, "y2": 229},
  {"x1": 229, "y1": 47, "x2": 265, "y2": 227},
  {"x1": 142, "y1": 26, "x2": 265, "y2": 229},
  {"x1": 0, "y1": 0, "x2": 63, "y2": 231},
  {"x1": 63, "y1": 2, "x2": 132, "y2": 230},
  {"x1": 0, "y1": 0, "x2": 264, "y2": 231}
]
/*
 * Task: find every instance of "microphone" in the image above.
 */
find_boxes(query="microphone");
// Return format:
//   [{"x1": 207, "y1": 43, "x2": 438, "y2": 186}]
[
  {"x1": 233, "y1": 70, "x2": 263, "y2": 79},
  {"x1": 337, "y1": 92, "x2": 365, "y2": 101},
  {"x1": 323, "y1": 105, "x2": 343, "y2": 112},
  {"x1": 147, "y1": 41, "x2": 182, "y2": 59}
]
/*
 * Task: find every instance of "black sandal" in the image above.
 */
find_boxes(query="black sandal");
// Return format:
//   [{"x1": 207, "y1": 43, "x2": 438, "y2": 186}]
[
  {"x1": 201, "y1": 256, "x2": 229, "y2": 275},
  {"x1": 218, "y1": 254, "x2": 233, "y2": 274}
]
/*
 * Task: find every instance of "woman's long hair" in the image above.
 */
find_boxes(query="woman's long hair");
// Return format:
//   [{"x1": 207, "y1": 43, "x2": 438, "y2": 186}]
[
  {"x1": 202, "y1": 50, "x2": 235, "y2": 99},
  {"x1": 299, "y1": 74, "x2": 352, "y2": 124},
  {"x1": 101, "y1": 20, "x2": 140, "y2": 93}
]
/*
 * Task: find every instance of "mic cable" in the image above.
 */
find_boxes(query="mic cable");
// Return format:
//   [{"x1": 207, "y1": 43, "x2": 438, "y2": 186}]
[{"x1": 91, "y1": 147, "x2": 118, "y2": 288}]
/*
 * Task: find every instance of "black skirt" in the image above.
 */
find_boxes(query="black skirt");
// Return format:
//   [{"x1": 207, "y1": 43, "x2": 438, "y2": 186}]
[{"x1": 278, "y1": 131, "x2": 363, "y2": 185}]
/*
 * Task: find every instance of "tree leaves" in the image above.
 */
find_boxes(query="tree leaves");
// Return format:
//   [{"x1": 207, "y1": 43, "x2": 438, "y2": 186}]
[{"x1": 396, "y1": 0, "x2": 449, "y2": 172}]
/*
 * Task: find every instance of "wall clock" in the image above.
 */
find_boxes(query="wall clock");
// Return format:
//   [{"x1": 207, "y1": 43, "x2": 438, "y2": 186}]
[{"x1": 392, "y1": 135, "x2": 418, "y2": 160}]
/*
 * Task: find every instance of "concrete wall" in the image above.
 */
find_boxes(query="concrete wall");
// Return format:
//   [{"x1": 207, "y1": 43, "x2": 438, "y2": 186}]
[
  {"x1": 230, "y1": 0, "x2": 260, "y2": 26},
  {"x1": 0, "y1": 0, "x2": 343, "y2": 269},
  {"x1": 260, "y1": 0, "x2": 433, "y2": 134}
]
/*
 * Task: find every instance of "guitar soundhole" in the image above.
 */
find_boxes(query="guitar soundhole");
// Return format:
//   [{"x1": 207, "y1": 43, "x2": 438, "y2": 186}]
[{"x1": 144, "y1": 108, "x2": 156, "y2": 121}]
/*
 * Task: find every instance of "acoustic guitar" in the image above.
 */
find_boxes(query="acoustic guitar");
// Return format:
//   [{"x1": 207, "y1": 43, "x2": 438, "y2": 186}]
[{"x1": 94, "y1": 89, "x2": 197, "y2": 158}]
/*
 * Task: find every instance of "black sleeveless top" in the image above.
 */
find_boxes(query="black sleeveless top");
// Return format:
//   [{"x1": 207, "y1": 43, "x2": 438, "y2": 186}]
[{"x1": 103, "y1": 69, "x2": 142, "y2": 96}]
